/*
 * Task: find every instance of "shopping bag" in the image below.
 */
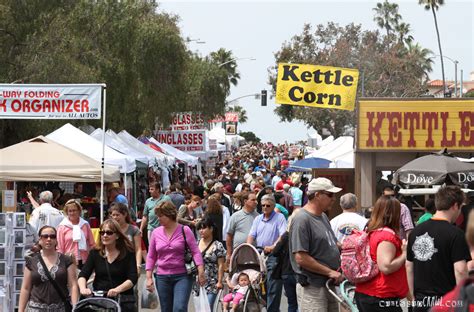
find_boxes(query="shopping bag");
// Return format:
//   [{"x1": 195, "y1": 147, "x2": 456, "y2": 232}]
[
  {"x1": 193, "y1": 286, "x2": 211, "y2": 312},
  {"x1": 140, "y1": 277, "x2": 159, "y2": 309}
]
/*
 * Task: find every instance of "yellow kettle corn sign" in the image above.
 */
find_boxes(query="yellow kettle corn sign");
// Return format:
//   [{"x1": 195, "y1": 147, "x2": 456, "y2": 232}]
[{"x1": 276, "y1": 63, "x2": 359, "y2": 111}]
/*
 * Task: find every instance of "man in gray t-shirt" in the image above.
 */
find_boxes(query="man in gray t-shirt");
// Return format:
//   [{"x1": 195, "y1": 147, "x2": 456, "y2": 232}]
[
  {"x1": 226, "y1": 192, "x2": 259, "y2": 262},
  {"x1": 289, "y1": 177, "x2": 343, "y2": 312}
]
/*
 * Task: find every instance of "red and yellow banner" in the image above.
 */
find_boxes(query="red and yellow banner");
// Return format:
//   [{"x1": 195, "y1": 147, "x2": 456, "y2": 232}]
[{"x1": 358, "y1": 99, "x2": 474, "y2": 151}]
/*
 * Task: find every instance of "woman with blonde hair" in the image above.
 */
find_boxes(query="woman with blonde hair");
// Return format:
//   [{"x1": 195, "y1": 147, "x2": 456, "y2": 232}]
[
  {"x1": 354, "y1": 195, "x2": 408, "y2": 312},
  {"x1": 78, "y1": 219, "x2": 138, "y2": 311},
  {"x1": 57, "y1": 199, "x2": 95, "y2": 269}
]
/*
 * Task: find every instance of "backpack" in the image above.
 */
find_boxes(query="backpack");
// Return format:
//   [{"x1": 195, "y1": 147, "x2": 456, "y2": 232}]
[{"x1": 340, "y1": 228, "x2": 394, "y2": 284}]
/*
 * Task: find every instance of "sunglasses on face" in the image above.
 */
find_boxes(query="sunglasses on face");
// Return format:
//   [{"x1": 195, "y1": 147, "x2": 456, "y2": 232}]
[
  {"x1": 320, "y1": 191, "x2": 335, "y2": 198},
  {"x1": 40, "y1": 234, "x2": 57, "y2": 240},
  {"x1": 261, "y1": 204, "x2": 273, "y2": 207},
  {"x1": 99, "y1": 230, "x2": 115, "y2": 236}
]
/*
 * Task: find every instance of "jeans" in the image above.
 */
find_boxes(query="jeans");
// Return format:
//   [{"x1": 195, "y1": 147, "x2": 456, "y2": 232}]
[
  {"x1": 155, "y1": 273, "x2": 193, "y2": 312},
  {"x1": 282, "y1": 274, "x2": 298, "y2": 312},
  {"x1": 266, "y1": 255, "x2": 283, "y2": 312},
  {"x1": 207, "y1": 292, "x2": 217, "y2": 312}
]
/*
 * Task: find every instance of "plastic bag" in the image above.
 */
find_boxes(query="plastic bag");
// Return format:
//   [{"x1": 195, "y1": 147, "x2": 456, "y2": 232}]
[
  {"x1": 140, "y1": 276, "x2": 159, "y2": 309},
  {"x1": 193, "y1": 286, "x2": 211, "y2": 312}
]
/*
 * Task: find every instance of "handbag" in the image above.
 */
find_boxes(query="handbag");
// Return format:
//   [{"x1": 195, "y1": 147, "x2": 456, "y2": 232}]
[
  {"x1": 182, "y1": 225, "x2": 198, "y2": 276},
  {"x1": 38, "y1": 253, "x2": 73, "y2": 312}
]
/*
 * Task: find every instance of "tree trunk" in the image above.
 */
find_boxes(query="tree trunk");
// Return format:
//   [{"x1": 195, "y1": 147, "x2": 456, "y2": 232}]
[{"x1": 432, "y1": 6, "x2": 446, "y2": 97}]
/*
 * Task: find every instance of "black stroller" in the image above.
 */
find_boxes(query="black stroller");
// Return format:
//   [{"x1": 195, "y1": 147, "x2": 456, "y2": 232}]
[{"x1": 73, "y1": 297, "x2": 121, "y2": 312}]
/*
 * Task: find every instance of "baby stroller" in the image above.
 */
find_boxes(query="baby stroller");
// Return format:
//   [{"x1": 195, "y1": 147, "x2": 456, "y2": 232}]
[
  {"x1": 73, "y1": 296, "x2": 121, "y2": 312},
  {"x1": 215, "y1": 243, "x2": 267, "y2": 312},
  {"x1": 326, "y1": 279, "x2": 358, "y2": 312}
]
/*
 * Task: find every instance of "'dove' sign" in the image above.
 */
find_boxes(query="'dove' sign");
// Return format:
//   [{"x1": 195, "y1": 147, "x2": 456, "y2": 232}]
[{"x1": 276, "y1": 63, "x2": 359, "y2": 111}]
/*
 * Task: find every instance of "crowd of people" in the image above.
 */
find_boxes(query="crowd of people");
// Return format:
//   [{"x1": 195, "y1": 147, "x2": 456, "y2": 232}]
[{"x1": 16, "y1": 142, "x2": 474, "y2": 312}]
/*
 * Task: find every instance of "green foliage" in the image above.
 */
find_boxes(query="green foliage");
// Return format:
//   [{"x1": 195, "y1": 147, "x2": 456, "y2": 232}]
[
  {"x1": 239, "y1": 131, "x2": 260, "y2": 143},
  {"x1": 0, "y1": 1, "x2": 234, "y2": 147},
  {"x1": 464, "y1": 91, "x2": 474, "y2": 98},
  {"x1": 269, "y1": 15, "x2": 433, "y2": 137}
]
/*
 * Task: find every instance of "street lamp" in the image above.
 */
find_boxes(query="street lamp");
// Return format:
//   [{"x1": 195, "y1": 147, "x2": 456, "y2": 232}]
[
  {"x1": 218, "y1": 57, "x2": 256, "y2": 67},
  {"x1": 433, "y1": 54, "x2": 459, "y2": 97},
  {"x1": 186, "y1": 38, "x2": 206, "y2": 44}
]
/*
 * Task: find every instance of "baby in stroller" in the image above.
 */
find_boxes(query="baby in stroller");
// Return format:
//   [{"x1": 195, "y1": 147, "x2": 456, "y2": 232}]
[{"x1": 223, "y1": 272, "x2": 250, "y2": 311}]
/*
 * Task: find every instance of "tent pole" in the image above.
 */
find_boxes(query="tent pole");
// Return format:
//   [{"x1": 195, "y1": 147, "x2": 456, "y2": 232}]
[
  {"x1": 100, "y1": 86, "x2": 107, "y2": 224},
  {"x1": 124, "y1": 173, "x2": 127, "y2": 203}
]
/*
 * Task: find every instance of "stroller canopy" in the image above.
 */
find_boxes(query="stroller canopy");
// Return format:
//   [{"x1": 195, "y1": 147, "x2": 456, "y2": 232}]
[{"x1": 229, "y1": 243, "x2": 266, "y2": 276}]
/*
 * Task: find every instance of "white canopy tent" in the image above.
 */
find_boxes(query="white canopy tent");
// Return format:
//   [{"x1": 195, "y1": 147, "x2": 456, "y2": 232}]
[
  {"x1": 90, "y1": 129, "x2": 152, "y2": 166},
  {"x1": 116, "y1": 130, "x2": 175, "y2": 167},
  {"x1": 148, "y1": 137, "x2": 199, "y2": 166},
  {"x1": 0, "y1": 136, "x2": 120, "y2": 182},
  {"x1": 47, "y1": 123, "x2": 136, "y2": 173},
  {"x1": 307, "y1": 136, "x2": 354, "y2": 168}
]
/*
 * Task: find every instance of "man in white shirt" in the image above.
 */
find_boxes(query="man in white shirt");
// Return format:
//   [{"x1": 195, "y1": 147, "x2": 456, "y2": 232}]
[
  {"x1": 28, "y1": 191, "x2": 65, "y2": 232},
  {"x1": 330, "y1": 193, "x2": 367, "y2": 242}
]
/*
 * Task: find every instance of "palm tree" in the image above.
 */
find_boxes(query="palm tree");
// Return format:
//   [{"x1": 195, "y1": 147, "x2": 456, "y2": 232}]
[
  {"x1": 210, "y1": 48, "x2": 241, "y2": 96},
  {"x1": 395, "y1": 22, "x2": 414, "y2": 46},
  {"x1": 407, "y1": 42, "x2": 434, "y2": 81},
  {"x1": 373, "y1": 0, "x2": 402, "y2": 37},
  {"x1": 419, "y1": 0, "x2": 446, "y2": 96}
]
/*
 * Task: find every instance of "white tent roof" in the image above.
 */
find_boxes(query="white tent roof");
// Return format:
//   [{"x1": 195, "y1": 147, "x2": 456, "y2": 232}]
[
  {"x1": 209, "y1": 127, "x2": 226, "y2": 143},
  {"x1": 90, "y1": 129, "x2": 152, "y2": 166},
  {"x1": 47, "y1": 123, "x2": 136, "y2": 173},
  {"x1": 0, "y1": 136, "x2": 120, "y2": 182},
  {"x1": 116, "y1": 130, "x2": 175, "y2": 167},
  {"x1": 308, "y1": 136, "x2": 354, "y2": 168},
  {"x1": 148, "y1": 137, "x2": 199, "y2": 166}
]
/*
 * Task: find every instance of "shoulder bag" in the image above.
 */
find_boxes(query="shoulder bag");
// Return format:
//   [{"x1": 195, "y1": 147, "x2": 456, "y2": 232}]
[
  {"x1": 182, "y1": 225, "x2": 198, "y2": 275},
  {"x1": 104, "y1": 254, "x2": 137, "y2": 311},
  {"x1": 38, "y1": 254, "x2": 73, "y2": 312},
  {"x1": 201, "y1": 239, "x2": 216, "y2": 257}
]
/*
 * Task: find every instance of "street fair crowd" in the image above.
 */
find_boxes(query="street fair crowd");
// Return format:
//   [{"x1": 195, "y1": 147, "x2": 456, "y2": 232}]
[{"x1": 16, "y1": 142, "x2": 474, "y2": 312}]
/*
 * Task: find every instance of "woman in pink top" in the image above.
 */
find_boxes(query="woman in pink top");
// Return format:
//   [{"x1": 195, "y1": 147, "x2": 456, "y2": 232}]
[
  {"x1": 57, "y1": 199, "x2": 95, "y2": 269},
  {"x1": 145, "y1": 201, "x2": 205, "y2": 312}
]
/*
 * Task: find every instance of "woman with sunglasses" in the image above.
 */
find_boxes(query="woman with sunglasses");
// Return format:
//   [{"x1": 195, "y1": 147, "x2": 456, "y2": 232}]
[
  {"x1": 78, "y1": 219, "x2": 138, "y2": 311},
  {"x1": 109, "y1": 202, "x2": 142, "y2": 273},
  {"x1": 19, "y1": 226, "x2": 79, "y2": 312},
  {"x1": 146, "y1": 200, "x2": 205, "y2": 312},
  {"x1": 57, "y1": 199, "x2": 95, "y2": 270}
]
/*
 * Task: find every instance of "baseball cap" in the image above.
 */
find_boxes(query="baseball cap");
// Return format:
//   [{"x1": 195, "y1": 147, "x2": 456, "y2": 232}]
[
  {"x1": 307, "y1": 177, "x2": 342, "y2": 193},
  {"x1": 256, "y1": 171, "x2": 263, "y2": 177}
]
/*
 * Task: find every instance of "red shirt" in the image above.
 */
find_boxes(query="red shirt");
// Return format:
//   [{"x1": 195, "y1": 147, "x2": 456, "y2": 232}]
[{"x1": 356, "y1": 227, "x2": 408, "y2": 298}]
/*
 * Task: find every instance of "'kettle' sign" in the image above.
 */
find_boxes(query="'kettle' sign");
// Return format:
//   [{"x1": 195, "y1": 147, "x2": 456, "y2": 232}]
[{"x1": 275, "y1": 63, "x2": 359, "y2": 111}]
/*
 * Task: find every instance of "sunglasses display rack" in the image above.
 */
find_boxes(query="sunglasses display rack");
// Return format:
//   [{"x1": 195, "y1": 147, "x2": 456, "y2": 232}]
[{"x1": 0, "y1": 212, "x2": 26, "y2": 311}]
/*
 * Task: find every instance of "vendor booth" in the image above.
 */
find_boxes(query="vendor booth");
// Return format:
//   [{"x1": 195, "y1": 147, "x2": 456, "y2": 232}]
[{"x1": 355, "y1": 98, "x2": 474, "y2": 210}]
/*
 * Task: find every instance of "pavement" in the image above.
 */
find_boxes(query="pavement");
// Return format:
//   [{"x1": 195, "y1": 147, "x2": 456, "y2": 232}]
[{"x1": 137, "y1": 270, "x2": 289, "y2": 311}]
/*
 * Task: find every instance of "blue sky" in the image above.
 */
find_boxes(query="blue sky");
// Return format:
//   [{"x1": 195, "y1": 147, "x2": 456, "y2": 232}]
[{"x1": 160, "y1": 0, "x2": 473, "y2": 143}]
